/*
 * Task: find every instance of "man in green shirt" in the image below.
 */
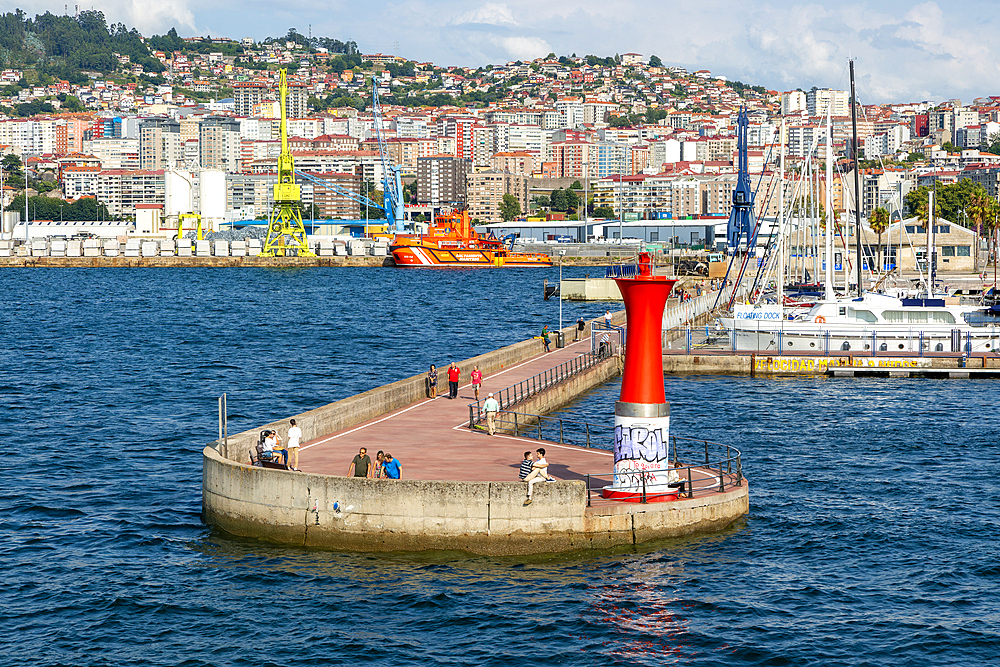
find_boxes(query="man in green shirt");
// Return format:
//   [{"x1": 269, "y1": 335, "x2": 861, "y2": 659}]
[{"x1": 348, "y1": 447, "x2": 372, "y2": 477}]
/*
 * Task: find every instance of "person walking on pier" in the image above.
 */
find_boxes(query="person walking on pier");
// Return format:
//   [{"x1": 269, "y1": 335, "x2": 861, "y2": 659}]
[
  {"x1": 524, "y1": 447, "x2": 555, "y2": 505},
  {"x1": 575, "y1": 316, "x2": 585, "y2": 341},
  {"x1": 541, "y1": 326, "x2": 551, "y2": 352},
  {"x1": 483, "y1": 392, "x2": 500, "y2": 435},
  {"x1": 604, "y1": 310, "x2": 613, "y2": 327},
  {"x1": 428, "y1": 364, "x2": 438, "y2": 399},
  {"x1": 348, "y1": 447, "x2": 372, "y2": 478},
  {"x1": 447, "y1": 362, "x2": 460, "y2": 399},
  {"x1": 599, "y1": 331, "x2": 611, "y2": 358},
  {"x1": 372, "y1": 451, "x2": 386, "y2": 479},
  {"x1": 286, "y1": 419, "x2": 302, "y2": 471},
  {"x1": 470, "y1": 365, "x2": 483, "y2": 401}
]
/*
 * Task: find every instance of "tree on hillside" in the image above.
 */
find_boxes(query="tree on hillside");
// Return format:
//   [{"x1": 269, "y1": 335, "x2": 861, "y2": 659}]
[
  {"x1": 499, "y1": 193, "x2": 521, "y2": 221},
  {"x1": 649, "y1": 55, "x2": 663, "y2": 67}
]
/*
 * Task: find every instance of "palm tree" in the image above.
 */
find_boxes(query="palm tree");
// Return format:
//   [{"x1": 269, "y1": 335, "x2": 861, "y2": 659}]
[
  {"x1": 869, "y1": 207, "x2": 890, "y2": 273},
  {"x1": 967, "y1": 186, "x2": 992, "y2": 272}
]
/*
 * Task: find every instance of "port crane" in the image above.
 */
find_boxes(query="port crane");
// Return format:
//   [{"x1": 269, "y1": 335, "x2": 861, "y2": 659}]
[
  {"x1": 261, "y1": 69, "x2": 314, "y2": 257},
  {"x1": 292, "y1": 79, "x2": 405, "y2": 231}
]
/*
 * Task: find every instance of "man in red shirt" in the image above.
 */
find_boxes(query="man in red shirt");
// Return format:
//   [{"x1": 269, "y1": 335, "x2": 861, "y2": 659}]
[{"x1": 447, "y1": 362, "x2": 461, "y2": 399}]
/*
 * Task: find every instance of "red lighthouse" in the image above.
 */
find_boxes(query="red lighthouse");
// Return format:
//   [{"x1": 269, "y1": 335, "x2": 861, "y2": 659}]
[{"x1": 603, "y1": 253, "x2": 678, "y2": 501}]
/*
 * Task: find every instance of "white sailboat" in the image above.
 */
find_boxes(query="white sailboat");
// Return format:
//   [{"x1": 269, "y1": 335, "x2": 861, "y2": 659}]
[{"x1": 718, "y1": 63, "x2": 1000, "y2": 354}]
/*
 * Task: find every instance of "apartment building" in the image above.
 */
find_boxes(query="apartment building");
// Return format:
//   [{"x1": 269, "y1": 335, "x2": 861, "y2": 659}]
[
  {"x1": 781, "y1": 91, "x2": 806, "y2": 115},
  {"x1": 491, "y1": 151, "x2": 537, "y2": 176},
  {"x1": 83, "y1": 137, "x2": 140, "y2": 170},
  {"x1": 199, "y1": 117, "x2": 241, "y2": 171},
  {"x1": 591, "y1": 173, "x2": 781, "y2": 220},
  {"x1": 309, "y1": 172, "x2": 363, "y2": 219},
  {"x1": 465, "y1": 171, "x2": 529, "y2": 223},
  {"x1": 139, "y1": 118, "x2": 182, "y2": 170},
  {"x1": 416, "y1": 155, "x2": 470, "y2": 205},
  {"x1": 234, "y1": 81, "x2": 307, "y2": 118},
  {"x1": 806, "y1": 88, "x2": 849, "y2": 117},
  {"x1": 95, "y1": 169, "x2": 165, "y2": 216}
]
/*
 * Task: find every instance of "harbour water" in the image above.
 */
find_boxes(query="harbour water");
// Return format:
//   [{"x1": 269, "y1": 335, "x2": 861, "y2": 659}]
[{"x1": 2, "y1": 268, "x2": 998, "y2": 666}]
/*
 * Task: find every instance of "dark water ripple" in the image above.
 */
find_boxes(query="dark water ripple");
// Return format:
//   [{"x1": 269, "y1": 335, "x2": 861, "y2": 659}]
[{"x1": 1, "y1": 267, "x2": 998, "y2": 666}]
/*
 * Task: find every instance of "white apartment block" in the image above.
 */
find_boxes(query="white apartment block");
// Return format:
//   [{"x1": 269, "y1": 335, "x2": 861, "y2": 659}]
[
  {"x1": 83, "y1": 138, "x2": 140, "y2": 170},
  {"x1": 781, "y1": 91, "x2": 806, "y2": 115},
  {"x1": 806, "y1": 88, "x2": 849, "y2": 118}
]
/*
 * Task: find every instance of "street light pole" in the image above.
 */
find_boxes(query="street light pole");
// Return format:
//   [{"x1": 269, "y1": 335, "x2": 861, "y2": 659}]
[{"x1": 558, "y1": 249, "x2": 565, "y2": 332}]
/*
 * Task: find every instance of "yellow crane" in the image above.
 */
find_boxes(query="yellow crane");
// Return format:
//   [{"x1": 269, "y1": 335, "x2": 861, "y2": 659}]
[{"x1": 261, "y1": 69, "x2": 314, "y2": 257}]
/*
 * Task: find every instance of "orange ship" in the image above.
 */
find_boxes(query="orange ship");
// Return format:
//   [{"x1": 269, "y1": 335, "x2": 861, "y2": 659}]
[{"x1": 390, "y1": 210, "x2": 553, "y2": 267}]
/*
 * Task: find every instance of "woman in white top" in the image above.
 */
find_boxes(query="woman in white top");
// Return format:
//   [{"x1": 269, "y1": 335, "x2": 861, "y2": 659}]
[{"x1": 286, "y1": 419, "x2": 302, "y2": 471}]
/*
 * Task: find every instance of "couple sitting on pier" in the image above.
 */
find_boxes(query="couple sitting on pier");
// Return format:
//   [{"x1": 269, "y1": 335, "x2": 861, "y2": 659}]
[{"x1": 519, "y1": 448, "x2": 556, "y2": 505}]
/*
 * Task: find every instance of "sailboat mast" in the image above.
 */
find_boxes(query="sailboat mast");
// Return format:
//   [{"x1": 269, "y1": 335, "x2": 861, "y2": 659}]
[
  {"x1": 778, "y1": 117, "x2": 785, "y2": 304},
  {"x1": 825, "y1": 105, "x2": 834, "y2": 300},
  {"x1": 850, "y1": 59, "x2": 863, "y2": 297}
]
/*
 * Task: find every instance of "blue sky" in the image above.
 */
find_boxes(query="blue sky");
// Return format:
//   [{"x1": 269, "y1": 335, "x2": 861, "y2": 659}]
[{"x1": 13, "y1": 0, "x2": 1000, "y2": 104}]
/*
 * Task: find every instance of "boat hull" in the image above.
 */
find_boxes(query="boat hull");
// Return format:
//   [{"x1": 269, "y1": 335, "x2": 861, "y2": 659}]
[
  {"x1": 390, "y1": 244, "x2": 552, "y2": 268},
  {"x1": 718, "y1": 318, "x2": 1000, "y2": 354}
]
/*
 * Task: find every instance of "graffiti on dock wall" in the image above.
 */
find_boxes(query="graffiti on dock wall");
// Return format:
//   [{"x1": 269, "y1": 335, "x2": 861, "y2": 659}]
[{"x1": 755, "y1": 357, "x2": 924, "y2": 373}]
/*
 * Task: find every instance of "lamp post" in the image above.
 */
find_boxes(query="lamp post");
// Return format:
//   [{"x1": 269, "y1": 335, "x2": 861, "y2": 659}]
[
  {"x1": 59, "y1": 204, "x2": 64, "y2": 223},
  {"x1": 558, "y1": 249, "x2": 566, "y2": 332}
]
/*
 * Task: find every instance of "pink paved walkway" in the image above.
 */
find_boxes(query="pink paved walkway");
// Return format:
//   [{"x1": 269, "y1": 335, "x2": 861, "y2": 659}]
[{"x1": 298, "y1": 336, "x2": 617, "y2": 482}]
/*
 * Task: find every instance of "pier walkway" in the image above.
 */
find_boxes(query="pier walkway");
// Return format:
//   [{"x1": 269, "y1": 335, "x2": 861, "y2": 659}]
[{"x1": 297, "y1": 336, "x2": 616, "y2": 482}]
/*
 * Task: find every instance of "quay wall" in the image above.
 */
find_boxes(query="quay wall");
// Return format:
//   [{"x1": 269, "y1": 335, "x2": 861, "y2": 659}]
[
  {"x1": 202, "y1": 445, "x2": 748, "y2": 555},
  {"x1": 663, "y1": 353, "x2": 1000, "y2": 376},
  {"x1": 0, "y1": 256, "x2": 622, "y2": 269}
]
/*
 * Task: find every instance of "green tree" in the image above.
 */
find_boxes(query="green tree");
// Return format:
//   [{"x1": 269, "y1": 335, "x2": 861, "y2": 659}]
[
  {"x1": 499, "y1": 193, "x2": 521, "y2": 221},
  {"x1": 593, "y1": 205, "x2": 615, "y2": 219},
  {"x1": 564, "y1": 188, "x2": 579, "y2": 213},
  {"x1": 966, "y1": 185, "x2": 993, "y2": 270},
  {"x1": 649, "y1": 55, "x2": 663, "y2": 67},
  {"x1": 569, "y1": 180, "x2": 583, "y2": 190},
  {"x1": 869, "y1": 207, "x2": 890, "y2": 272},
  {"x1": 550, "y1": 188, "x2": 568, "y2": 212}
]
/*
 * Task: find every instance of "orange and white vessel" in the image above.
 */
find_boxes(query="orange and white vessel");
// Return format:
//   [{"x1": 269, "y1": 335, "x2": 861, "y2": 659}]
[{"x1": 390, "y1": 210, "x2": 552, "y2": 268}]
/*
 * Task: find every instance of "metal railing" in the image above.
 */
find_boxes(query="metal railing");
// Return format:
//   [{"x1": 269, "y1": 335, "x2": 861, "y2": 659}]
[
  {"x1": 469, "y1": 409, "x2": 742, "y2": 503},
  {"x1": 468, "y1": 350, "x2": 615, "y2": 427}
]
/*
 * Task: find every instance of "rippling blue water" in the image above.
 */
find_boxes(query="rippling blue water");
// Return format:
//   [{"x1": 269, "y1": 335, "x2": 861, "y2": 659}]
[{"x1": 2, "y1": 267, "x2": 997, "y2": 666}]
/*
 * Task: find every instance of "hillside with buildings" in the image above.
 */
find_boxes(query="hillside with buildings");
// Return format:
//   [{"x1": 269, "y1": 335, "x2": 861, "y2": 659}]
[{"x1": 2, "y1": 9, "x2": 1000, "y2": 245}]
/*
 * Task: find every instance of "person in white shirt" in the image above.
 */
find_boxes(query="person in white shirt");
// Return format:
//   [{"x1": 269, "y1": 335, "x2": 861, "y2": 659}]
[
  {"x1": 286, "y1": 419, "x2": 302, "y2": 470},
  {"x1": 604, "y1": 310, "x2": 613, "y2": 327},
  {"x1": 523, "y1": 447, "x2": 556, "y2": 505},
  {"x1": 482, "y1": 393, "x2": 500, "y2": 435}
]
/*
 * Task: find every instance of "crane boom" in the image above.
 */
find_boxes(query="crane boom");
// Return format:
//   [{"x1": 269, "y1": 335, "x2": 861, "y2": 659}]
[{"x1": 372, "y1": 81, "x2": 404, "y2": 231}]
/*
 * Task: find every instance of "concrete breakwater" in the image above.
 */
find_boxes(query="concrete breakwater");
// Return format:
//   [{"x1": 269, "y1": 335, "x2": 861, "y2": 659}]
[{"x1": 202, "y1": 313, "x2": 750, "y2": 555}]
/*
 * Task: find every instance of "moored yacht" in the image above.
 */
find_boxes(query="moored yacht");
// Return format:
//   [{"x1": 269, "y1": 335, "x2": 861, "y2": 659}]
[{"x1": 718, "y1": 293, "x2": 1000, "y2": 354}]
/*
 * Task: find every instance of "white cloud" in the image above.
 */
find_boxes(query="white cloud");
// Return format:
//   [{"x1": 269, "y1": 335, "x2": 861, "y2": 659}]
[
  {"x1": 491, "y1": 35, "x2": 550, "y2": 60},
  {"x1": 13, "y1": 0, "x2": 196, "y2": 34},
  {"x1": 452, "y1": 2, "x2": 518, "y2": 26}
]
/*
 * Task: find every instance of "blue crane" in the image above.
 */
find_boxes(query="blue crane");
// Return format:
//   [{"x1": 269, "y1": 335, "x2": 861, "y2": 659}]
[
  {"x1": 372, "y1": 81, "x2": 404, "y2": 231},
  {"x1": 726, "y1": 107, "x2": 757, "y2": 256}
]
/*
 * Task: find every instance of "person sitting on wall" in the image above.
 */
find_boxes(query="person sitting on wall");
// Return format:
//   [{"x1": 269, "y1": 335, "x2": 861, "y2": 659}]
[
  {"x1": 519, "y1": 451, "x2": 534, "y2": 481},
  {"x1": 523, "y1": 447, "x2": 556, "y2": 505}
]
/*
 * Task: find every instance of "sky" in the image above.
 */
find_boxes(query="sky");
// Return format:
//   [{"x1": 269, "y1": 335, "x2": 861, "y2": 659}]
[{"x1": 10, "y1": 0, "x2": 1000, "y2": 104}]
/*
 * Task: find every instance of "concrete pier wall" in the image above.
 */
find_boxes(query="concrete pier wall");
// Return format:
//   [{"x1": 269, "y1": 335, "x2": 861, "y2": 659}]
[{"x1": 202, "y1": 444, "x2": 748, "y2": 555}]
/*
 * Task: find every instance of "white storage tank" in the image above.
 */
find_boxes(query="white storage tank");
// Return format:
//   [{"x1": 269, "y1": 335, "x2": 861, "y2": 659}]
[
  {"x1": 165, "y1": 170, "x2": 194, "y2": 216},
  {"x1": 199, "y1": 169, "x2": 226, "y2": 230}
]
